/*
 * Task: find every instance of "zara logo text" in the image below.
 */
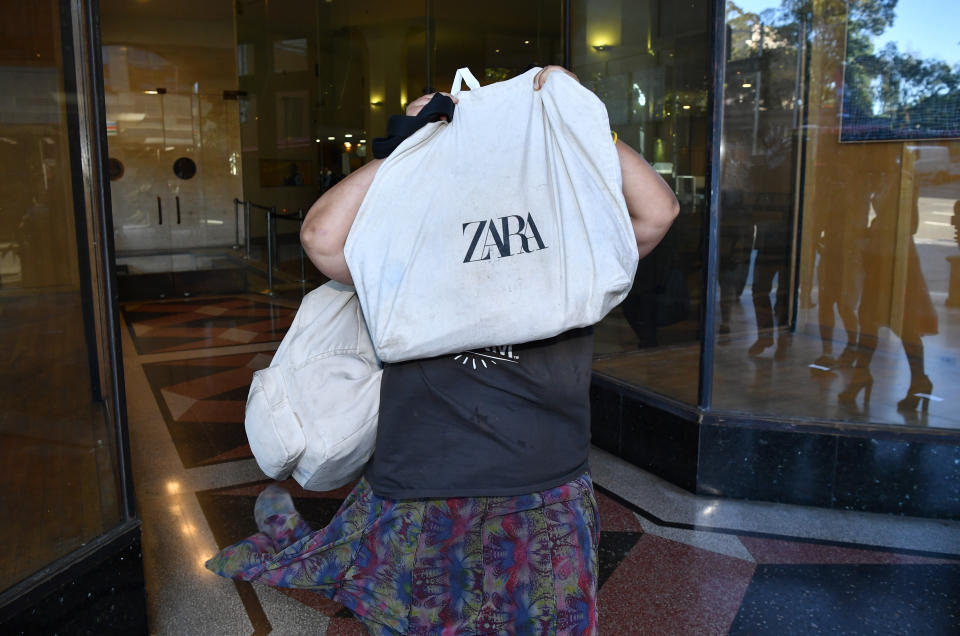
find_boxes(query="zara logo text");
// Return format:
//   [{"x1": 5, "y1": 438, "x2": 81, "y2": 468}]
[{"x1": 462, "y1": 213, "x2": 547, "y2": 263}]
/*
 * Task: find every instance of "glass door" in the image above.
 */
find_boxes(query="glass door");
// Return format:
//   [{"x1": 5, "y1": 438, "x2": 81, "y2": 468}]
[
  {"x1": 100, "y1": 0, "x2": 245, "y2": 299},
  {"x1": 0, "y1": 0, "x2": 143, "y2": 629},
  {"x1": 103, "y1": 84, "x2": 243, "y2": 282}
]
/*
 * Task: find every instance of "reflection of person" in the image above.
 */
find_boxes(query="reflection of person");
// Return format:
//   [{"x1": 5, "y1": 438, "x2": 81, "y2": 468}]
[
  {"x1": 620, "y1": 223, "x2": 687, "y2": 347},
  {"x1": 746, "y1": 189, "x2": 792, "y2": 356},
  {"x1": 207, "y1": 66, "x2": 679, "y2": 633},
  {"x1": 839, "y1": 151, "x2": 938, "y2": 413},
  {"x1": 812, "y1": 160, "x2": 866, "y2": 368},
  {"x1": 721, "y1": 128, "x2": 793, "y2": 356},
  {"x1": 718, "y1": 189, "x2": 753, "y2": 335},
  {"x1": 283, "y1": 162, "x2": 304, "y2": 186}
]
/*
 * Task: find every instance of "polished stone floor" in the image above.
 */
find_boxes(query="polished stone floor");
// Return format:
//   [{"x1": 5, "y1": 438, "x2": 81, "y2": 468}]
[{"x1": 122, "y1": 294, "x2": 960, "y2": 634}]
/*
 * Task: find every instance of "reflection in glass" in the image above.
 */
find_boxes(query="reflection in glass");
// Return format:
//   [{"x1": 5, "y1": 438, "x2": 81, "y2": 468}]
[
  {"x1": 432, "y1": 1, "x2": 562, "y2": 87},
  {"x1": 578, "y1": 0, "x2": 711, "y2": 404},
  {"x1": 714, "y1": 0, "x2": 960, "y2": 429},
  {"x1": 839, "y1": 1, "x2": 960, "y2": 142},
  {"x1": 0, "y1": 1, "x2": 122, "y2": 594},
  {"x1": 839, "y1": 147, "x2": 938, "y2": 412},
  {"x1": 718, "y1": 3, "x2": 798, "y2": 358}
]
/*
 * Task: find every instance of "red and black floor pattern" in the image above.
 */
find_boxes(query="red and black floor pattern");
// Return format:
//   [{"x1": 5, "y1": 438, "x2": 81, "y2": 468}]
[
  {"x1": 142, "y1": 351, "x2": 272, "y2": 467},
  {"x1": 196, "y1": 480, "x2": 960, "y2": 635},
  {"x1": 122, "y1": 297, "x2": 294, "y2": 355},
  {"x1": 127, "y1": 297, "x2": 960, "y2": 633}
]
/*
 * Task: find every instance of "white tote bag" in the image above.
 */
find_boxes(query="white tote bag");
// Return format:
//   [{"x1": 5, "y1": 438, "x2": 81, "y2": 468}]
[
  {"x1": 244, "y1": 281, "x2": 381, "y2": 491},
  {"x1": 345, "y1": 66, "x2": 638, "y2": 362}
]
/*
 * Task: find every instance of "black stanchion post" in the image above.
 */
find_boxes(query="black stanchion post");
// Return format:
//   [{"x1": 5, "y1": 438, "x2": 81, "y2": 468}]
[
  {"x1": 233, "y1": 198, "x2": 241, "y2": 249},
  {"x1": 244, "y1": 201, "x2": 252, "y2": 259},
  {"x1": 266, "y1": 207, "x2": 276, "y2": 296}
]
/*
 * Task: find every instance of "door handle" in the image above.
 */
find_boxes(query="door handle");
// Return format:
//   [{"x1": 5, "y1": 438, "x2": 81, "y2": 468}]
[
  {"x1": 157, "y1": 196, "x2": 163, "y2": 225},
  {"x1": 176, "y1": 195, "x2": 181, "y2": 224}
]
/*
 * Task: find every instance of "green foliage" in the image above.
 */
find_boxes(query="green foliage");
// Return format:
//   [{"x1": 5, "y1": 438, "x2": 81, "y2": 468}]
[{"x1": 726, "y1": 0, "x2": 960, "y2": 136}]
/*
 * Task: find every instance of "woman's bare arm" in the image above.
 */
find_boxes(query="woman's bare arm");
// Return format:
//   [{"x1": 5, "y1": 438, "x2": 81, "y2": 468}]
[
  {"x1": 300, "y1": 159, "x2": 382, "y2": 285},
  {"x1": 300, "y1": 92, "x2": 458, "y2": 284}
]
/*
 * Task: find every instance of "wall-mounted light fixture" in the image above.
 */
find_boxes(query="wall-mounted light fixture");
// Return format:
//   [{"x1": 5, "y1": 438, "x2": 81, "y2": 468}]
[
  {"x1": 370, "y1": 99, "x2": 384, "y2": 107},
  {"x1": 592, "y1": 44, "x2": 612, "y2": 52}
]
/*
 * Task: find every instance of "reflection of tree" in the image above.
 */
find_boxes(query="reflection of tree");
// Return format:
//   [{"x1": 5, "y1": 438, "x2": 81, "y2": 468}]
[
  {"x1": 731, "y1": 0, "x2": 960, "y2": 130},
  {"x1": 840, "y1": 0, "x2": 960, "y2": 138}
]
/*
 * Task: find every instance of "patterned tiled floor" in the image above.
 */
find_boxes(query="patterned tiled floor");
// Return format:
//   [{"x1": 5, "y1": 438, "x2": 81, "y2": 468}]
[
  {"x1": 142, "y1": 351, "x2": 270, "y2": 467},
  {"x1": 123, "y1": 295, "x2": 960, "y2": 635},
  {"x1": 122, "y1": 297, "x2": 294, "y2": 355}
]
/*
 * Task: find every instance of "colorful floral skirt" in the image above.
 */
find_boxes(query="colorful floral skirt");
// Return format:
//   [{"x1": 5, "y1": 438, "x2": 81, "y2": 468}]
[{"x1": 206, "y1": 473, "x2": 599, "y2": 635}]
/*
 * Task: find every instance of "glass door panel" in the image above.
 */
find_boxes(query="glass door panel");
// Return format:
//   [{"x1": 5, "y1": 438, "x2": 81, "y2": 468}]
[
  {"x1": 575, "y1": 0, "x2": 712, "y2": 405},
  {"x1": 431, "y1": 0, "x2": 563, "y2": 87},
  {"x1": 100, "y1": 2, "x2": 244, "y2": 297},
  {"x1": 0, "y1": 0, "x2": 125, "y2": 594},
  {"x1": 712, "y1": 0, "x2": 960, "y2": 429}
]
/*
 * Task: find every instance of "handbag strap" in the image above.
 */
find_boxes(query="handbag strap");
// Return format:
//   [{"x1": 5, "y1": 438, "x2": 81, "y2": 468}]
[
  {"x1": 450, "y1": 67, "x2": 481, "y2": 95},
  {"x1": 372, "y1": 93, "x2": 456, "y2": 159}
]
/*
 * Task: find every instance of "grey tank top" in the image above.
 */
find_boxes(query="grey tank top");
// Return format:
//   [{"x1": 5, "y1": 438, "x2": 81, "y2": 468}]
[{"x1": 365, "y1": 327, "x2": 594, "y2": 499}]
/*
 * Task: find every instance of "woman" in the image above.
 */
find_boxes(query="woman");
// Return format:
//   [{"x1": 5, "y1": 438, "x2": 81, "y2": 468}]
[{"x1": 207, "y1": 66, "x2": 679, "y2": 634}]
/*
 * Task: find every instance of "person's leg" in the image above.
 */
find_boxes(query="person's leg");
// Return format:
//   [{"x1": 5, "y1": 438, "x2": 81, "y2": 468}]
[
  {"x1": 546, "y1": 477, "x2": 600, "y2": 636},
  {"x1": 205, "y1": 485, "x2": 314, "y2": 579},
  {"x1": 749, "y1": 252, "x2": 776, "y2": 355},
  {"x1": 838, "y1": 315, "x2": 878, "y2": 406},
  {"x1": 898, "y1": 333, "x2": 932, "y2": 412},
  {"x1": 816, "y1": 274, "x2": 837, "y2": 363},
  {"x1": 255, "y1": 484, "x2": 313, "y2": 551}
]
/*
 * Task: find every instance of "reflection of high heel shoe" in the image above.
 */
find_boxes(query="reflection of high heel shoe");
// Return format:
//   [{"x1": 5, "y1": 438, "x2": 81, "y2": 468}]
[
  {"x1": 836, "y1": 346, "x2": 859, "y2": 367},
  {"x1": 838, "y1": 367, "x2": 874, "y2": 406},
  {"x1": 897, "y1": 375, "x2": 933, "y2": 413}
]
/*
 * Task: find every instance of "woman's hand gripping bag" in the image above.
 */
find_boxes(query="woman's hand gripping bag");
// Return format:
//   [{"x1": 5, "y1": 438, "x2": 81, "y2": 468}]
[
  {"x1": 244, "y1": 281, "x2": 382, "y2": 491},
  {"x1": 344, "y1": 67, "x2": 638, "y2": 362}
]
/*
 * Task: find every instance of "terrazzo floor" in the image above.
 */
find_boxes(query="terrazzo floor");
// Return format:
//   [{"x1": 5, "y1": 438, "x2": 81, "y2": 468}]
[{"x1": 122, "y1": 295, "x2": 960, "y2": 635}]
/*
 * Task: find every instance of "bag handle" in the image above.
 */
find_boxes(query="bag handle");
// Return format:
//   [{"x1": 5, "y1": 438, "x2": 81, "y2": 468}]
[{"x1": 450, "y1": 67, "x2": 480, "y2": 95}]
